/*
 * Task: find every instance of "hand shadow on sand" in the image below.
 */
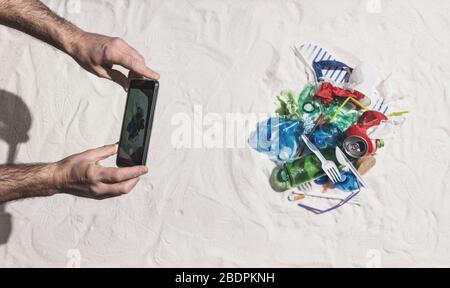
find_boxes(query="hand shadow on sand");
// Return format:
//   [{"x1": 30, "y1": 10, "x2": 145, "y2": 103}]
[{"x1": 0, "y1": 89, "x2": 32, "y2": 245}]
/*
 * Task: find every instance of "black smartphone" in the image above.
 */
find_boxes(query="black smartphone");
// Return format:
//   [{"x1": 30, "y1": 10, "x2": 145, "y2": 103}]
[{"x1": 116, "y1": 79, "x2": 159, "y2": 167}]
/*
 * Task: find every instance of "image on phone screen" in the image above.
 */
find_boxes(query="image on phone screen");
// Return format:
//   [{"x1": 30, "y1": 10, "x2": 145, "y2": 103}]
[{"x1": 117, "y1": 80, "x2": 158, "y2": 167}]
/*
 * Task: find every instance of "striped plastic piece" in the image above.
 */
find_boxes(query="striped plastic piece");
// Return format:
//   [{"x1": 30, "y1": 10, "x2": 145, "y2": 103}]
[
  {"x1": 370, "y1": 91, "x2": 389, "y2": 114},
  {"x1": 294, "y1": 43, "x2": 351, "y2": 85},
  {"x1": 294, "y1": 42, "x2": 389, "y2": 114}
]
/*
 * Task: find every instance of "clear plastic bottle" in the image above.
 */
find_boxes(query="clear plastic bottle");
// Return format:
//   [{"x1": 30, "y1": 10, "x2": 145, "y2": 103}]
[
  {"x1": 310, "y1": 124, "x2": 345, "y2": 150},
  {"x1": 297, "y1": 83, "x2": 323, "y2": 133}
]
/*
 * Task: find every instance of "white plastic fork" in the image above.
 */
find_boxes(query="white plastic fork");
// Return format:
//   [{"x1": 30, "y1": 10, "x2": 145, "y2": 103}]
[
  {"x1": 287, "y1": 182, "x2": 312, "y2": 202},
  {"x1": 301, "y1": 135, "x2": 342, "y2": 184},
  {"x1": 297, "y1": 182, "x2": 313, "y2": 193}
]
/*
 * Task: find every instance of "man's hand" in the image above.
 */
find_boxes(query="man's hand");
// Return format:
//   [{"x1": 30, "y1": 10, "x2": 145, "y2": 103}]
[
  {"x1": 55, "y1": 144, "x2": 148, "y2": 200},
  {"x1": 69, "y1": 33, "x2": 160, "y2": 91},
  {"x1": 0, "y1": 0, "x2": 159, "y2": 90},
  {"x1": 0, "y1": 144, "x2": 148, "y2": 203}
]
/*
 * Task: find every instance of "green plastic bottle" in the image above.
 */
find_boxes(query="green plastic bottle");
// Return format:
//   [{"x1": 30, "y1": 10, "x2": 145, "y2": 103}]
[
  {"x1": 297, "y1": 83, "x2": 323, "y2": 132},
  {"x1": 270, "y1": 148, "x2": 340, "y2": 191}
]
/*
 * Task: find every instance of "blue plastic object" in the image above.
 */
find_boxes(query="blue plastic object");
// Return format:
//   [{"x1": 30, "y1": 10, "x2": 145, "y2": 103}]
[
  {"x1": 310, "y1": 124, "x2": 345, "y2": 149},
  {"x1": 334, "y1": 170, "x2": 359, "y2": 192},
  {"x1": 250, "y1": 117, "x2": 304, "y2": 162}
]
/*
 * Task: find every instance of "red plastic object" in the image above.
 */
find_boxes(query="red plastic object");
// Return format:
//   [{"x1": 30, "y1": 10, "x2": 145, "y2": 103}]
[{"x1": 315, "y1": 82, "x2": 365, "y2": 104}]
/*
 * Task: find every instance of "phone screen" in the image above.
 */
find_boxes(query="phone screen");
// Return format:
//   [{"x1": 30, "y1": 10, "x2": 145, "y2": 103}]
[{"x1": 117, "y1": 80, "x2": 158, "y2": 166}]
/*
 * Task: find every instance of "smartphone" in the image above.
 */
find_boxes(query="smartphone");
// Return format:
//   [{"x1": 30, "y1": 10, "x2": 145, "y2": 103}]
[{"x1": 116, "y1": 79, "x2": 159, "y2": 167}]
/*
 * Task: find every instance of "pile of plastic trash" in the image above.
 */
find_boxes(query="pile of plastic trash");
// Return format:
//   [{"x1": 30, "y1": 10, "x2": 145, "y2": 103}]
[{"x1": 249, "y1": 43, "x2": 407, "y2": 213}]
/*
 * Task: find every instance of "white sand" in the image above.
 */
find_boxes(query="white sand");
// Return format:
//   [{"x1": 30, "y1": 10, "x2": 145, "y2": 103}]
[{"x1": 0, "y1": 0, "x2": 449, "y2": 267}]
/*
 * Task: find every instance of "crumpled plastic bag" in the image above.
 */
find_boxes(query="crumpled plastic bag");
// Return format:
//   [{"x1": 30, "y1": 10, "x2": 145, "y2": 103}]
[
  {"x1": 276, "y1": 90, "x2": 301, "y2": 119},
  {"x1": 249, "y1": 117, "x2": 304, "y2": 162}
]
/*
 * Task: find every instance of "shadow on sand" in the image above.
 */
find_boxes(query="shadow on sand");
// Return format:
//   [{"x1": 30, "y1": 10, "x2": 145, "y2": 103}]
[{"x1": 0, "y1": 89, "x2": 32, "y2": 245}]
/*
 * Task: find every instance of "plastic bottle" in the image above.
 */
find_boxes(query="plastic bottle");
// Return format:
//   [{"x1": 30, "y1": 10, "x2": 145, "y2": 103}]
[
  {"x1": 297, "y1": 83, "x2": 323, "y2": 133},
  {"x1": 270, "y1": 148, "x2": 340, "y2": 191},
  {"x1": 274, "y1": 84, "x2": 323, "y2": 133},
  {"x1": 310, "y1": 124, "x2": 345, "y2": 150}
]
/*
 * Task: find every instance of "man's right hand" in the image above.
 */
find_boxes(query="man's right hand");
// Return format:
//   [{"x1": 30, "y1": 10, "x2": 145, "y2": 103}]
[{"x1": 54, "y1": 144, "x2": 148, "y2": 200}]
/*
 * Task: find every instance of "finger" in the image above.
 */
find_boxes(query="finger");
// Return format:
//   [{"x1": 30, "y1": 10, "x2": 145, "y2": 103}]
[
  {"x1": 85, "y1": 144, "x2": 118, "y2": 162},
  {"x1": 118, "y1": 41, "x2": 148, "y2": 68},
  {"x1": 125, "y1": 45, "x2": 145, "y2": 62},
  {"x1": 104, "y1": 68, "x2": 129, "y2": 91},
  {"x1": 98, "y1": 177, "x2": 141, "y2": 195},
  {"x1": 113, "y1": 51, "x2": 160, "y2": 80},
  {"x1": 116, "y1": 177, "x2": 141, "y2": 194},
  {"x1": 109, "y1": 37, "x2": 144, "y2": 62},
  {"x1": 98, "y1": 165, "x2": 148, "y2": 183},
  {"x1": 128, "y1": 70, "x2": 145, "y2": 80},
  {"x1": 67, "y1": 188, "x2": 120, "y2": 201}
]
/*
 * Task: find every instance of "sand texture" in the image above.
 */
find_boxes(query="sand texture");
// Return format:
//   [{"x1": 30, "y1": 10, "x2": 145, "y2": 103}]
[{"x1": 0, "y1": 0, "x2": 449, "y2": 267}]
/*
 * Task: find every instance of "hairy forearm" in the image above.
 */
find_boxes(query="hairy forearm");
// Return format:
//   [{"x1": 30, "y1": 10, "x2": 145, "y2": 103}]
[
  {"x1": 0, "y1": 0, "x2": 83, "y2": 54},
  {"x1": 0, "y1": 163, "x2": 60, "y2": 203}
]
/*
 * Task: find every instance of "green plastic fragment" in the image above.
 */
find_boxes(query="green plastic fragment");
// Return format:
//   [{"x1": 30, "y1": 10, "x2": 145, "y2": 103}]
[
  {"x1": 275, "y1": 83, "x2": 324, "y2": 133},
  {"x1": 324, "y1": 100, "x2": 362, "y2": 131},
  {"x1": 276, "y1": 89, "x2": 301, "y2": 119}
]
